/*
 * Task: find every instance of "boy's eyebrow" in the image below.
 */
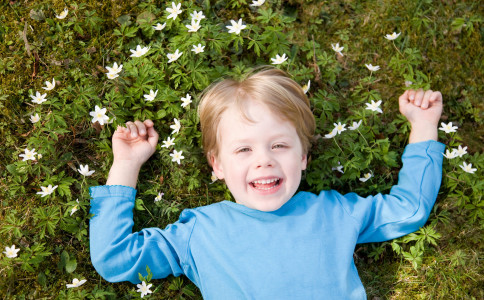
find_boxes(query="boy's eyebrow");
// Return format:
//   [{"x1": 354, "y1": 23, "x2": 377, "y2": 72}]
[{"x1": 228, "y1": 133, "x2": 294, "y2": 145}]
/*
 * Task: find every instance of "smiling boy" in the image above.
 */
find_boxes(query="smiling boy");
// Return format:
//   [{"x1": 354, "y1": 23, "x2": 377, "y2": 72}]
[{"x1": 90, "y1": 68, "x2": 445, "y2": 299}]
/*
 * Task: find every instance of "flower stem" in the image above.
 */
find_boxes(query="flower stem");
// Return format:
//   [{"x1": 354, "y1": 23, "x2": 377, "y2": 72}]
[
  {"x1": 392, "y1": 41, "x2": 403, "y2": 57},
  {"x1": 357, "y1": 129, "x2": 370, "y2": 147},
  {"x1": 333, "y1": 138, "x2": 349, "y2": 160}
]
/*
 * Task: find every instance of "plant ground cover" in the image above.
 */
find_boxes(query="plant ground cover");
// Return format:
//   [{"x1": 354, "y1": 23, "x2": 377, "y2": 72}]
[{"x1": 0, "y1": 0, "x2": 482, "y2": 299}]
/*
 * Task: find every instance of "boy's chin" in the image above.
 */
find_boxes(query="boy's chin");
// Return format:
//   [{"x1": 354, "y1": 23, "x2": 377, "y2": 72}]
[{"x1": 236, "y1": 198, "x2": 290, "y2": 212}]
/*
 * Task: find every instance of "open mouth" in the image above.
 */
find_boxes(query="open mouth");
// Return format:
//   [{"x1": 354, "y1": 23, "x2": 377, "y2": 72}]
[{"x1": 250, "y1": 178, "x2": 282, "y2": 191}]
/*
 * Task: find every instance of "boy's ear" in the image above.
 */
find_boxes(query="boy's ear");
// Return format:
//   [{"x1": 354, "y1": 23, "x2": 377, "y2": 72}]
[
  {"x1": 210, "y1": 153, "x2": 225, "y2": 180},
  {"x1": 301, "y1": 154, "x2": 307, "y2": 171}
]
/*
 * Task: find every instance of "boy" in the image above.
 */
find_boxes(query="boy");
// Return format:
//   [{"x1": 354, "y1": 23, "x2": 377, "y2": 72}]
[{"x1": 90, "y1": 68, "x2": 444, "y2": 299}]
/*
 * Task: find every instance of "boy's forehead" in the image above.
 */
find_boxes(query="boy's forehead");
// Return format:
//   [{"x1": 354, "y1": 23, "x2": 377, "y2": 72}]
[{"x1": 217, "y1": 102, "x2": 296, "y2": 143}]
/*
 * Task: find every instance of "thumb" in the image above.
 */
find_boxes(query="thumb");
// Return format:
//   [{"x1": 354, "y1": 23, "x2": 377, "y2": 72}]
[{"x1": 146, "y1": 126, "x2": 159, "y2": 149}]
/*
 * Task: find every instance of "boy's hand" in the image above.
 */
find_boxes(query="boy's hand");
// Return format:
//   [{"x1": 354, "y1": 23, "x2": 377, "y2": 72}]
[
  {"x1": 112, "y1": 120, "x2": 159, "y2": 167},
  {"x1": 399, "y1": 89, "x2": 443, "y2": 143},
  {"x1": 107, "y1": 120, "x2": 159, "y2": 187}
]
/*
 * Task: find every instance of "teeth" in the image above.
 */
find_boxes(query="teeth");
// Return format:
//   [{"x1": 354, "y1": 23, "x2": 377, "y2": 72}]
[{"x1": 252, "y1": 178, "x2": 278, "y2": 184}]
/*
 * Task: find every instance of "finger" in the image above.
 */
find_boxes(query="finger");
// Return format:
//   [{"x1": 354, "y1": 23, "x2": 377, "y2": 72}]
[
  {"x1": 143, "y1": 119, "x2": 154, "y2": 127},
  {"x1": 414, "y1": 89, "x2": 424, "y2": 106},
  {"x1": 115, "y1": 125, "x2": 126, "y2": 133},
  {"x1": 408, "y1": 89, "x2": 417, "y2": 101},
  {"x1": 399, "y1": 90, "x2": 410, "y2": 102},
  {"x1": 126, "y1": 121, "x2": 138, "y2": 137},
  {"x1": 134, "y1": 120, "x2": 147, "y2": 136},
  {"x1": 398, "y1": 90, "x2": 411, "y2": 114},
  {"x1": 421, "y1": 90, "x2": 434, "y2": 109},
  {"x1": 429, "y1": 91, "x2": 443, "y2": 103}
]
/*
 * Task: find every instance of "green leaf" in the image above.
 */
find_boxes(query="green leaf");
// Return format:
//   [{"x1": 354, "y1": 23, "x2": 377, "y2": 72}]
[
  {"x1": 37, "y1": 272, "x2": 47, "y2": 286},
  {"x1": 117, "y1": 15, "x2": 132, "y2": 26},
  {"x1": 135, "y1": 198, "x2": 145, "y2": 211},
  {"x1": 65, "y1": 258, "x2": 77, "y2": 273}
]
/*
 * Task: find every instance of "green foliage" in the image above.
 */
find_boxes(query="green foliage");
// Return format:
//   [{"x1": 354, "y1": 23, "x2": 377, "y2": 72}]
[{"x1": 0, "y1": 0, "x2": 482, "y2": 299}]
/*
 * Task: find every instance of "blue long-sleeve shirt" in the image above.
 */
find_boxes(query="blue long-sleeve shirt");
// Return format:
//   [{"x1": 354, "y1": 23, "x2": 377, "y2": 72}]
[{"x1": 89, "y1": 140, "x2": 445, "y2": 299}]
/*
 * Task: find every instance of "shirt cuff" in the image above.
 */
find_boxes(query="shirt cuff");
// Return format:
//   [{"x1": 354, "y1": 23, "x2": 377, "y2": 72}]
[
  {"x1": 404, "y1": 140, "x2": 446, "y2": 155},
  {"x1": 89, "y1": 185, "x2": 137, "y2": 200}
]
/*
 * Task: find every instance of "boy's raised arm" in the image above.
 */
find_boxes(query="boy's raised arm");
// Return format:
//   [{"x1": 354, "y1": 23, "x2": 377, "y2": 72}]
[
  {"x1": 398, "y1": 89, "x2": 443, "y2": 143},
  {"x1": 336, "y1": 89, "x2": 445, "y2": 243},
  {"x1": 106, "y1": 120, "x2": 159, "y2": 187}
]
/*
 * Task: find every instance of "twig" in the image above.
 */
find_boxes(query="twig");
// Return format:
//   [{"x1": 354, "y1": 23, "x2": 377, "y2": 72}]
[
  {"x1": 21, "y1": 22, "x2": 32, "y2": 57},
  {"x1": 311, "y1": 34, "x2": 321, "y2": 83}
]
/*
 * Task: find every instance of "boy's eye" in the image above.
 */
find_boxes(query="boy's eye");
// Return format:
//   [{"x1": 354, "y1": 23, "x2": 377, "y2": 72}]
[
  {"x1": 273, "y1": 144, "x2": 287, "y2": 149},
  {"x1": 236, "y1": 147, "x2": 251, "y2": 153}
]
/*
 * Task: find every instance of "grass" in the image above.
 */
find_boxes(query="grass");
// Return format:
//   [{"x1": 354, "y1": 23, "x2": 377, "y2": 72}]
[{"x1": 0, "y1": 0, "x2": 482, "y2": 299}]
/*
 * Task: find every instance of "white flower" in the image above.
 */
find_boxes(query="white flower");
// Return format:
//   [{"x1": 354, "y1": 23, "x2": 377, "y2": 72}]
[
  {"x1": 37, "y1": 154, "x2": 43, "y2": 159},
  {"x1": 19, "y1": 148, "x2": 37, "y2": 161},
  {"x1": 186, "y1": 19, "x2": 201, "y2": 32},
  {"x1": 190, "y1": 11, "x2": 205, "y2": 22},
  {"x1": 161, "y1": 136, "x2": 175, "y2": 148},
  {"x1": 348, "y1": 120, "x2": 362, "y2": 130},
  {"x1": 332, "y1": 162, "x2": 344, "y2": 174},
  {"x1": 56, "y1": 8, "x2": 68, "y2": 20},
  {"x1": 331, "y1": 43, "x2": 344, "y2": 56},
  {"x1": 302, "y1": 80, "x2": 310, "y2": 94},
  {"x1": 443, "y1": 149, "x2": 458, "y2": 159},
  {"x1": 154, "y1": 192, "x2": 164, "y2": 202},
  {"x1": 167, "y1": 49, "x2": 183, "y2": 63},
  {"x1": 439, "y1": 122, "x2": 458, "y2": 133},
  {"x1": 404, "y1": 80, "x2": 413, "y2": 87},
  {"x1": 365, "y1": 64, "x2": 380, "y2": 72},
  {"x1": 106, "y1": 72, "x2": 119, "y2": 79},
  {"x1": 30, "y1": 113, "x2": 41, "y2": 124},
  {"x1": 89, "y1": 105, "x2": 110, "y2": 125},
  {"x1": 226, "y1": 19, "x2": 247, "y2": 35},
  {"x1": 3, "y1": 245, "x2": 20, "y2": 258},
  {"x1": 385, "y1": 32, "x2": 401, "y2": 40},
  {"x1": 211, "y1": 171, "x2": 218, "y2": 183},
  {"x1": 66, "y1": 278, "x2": 87, "y2": 288},
  {"x1": 78, "y1": 164, "x2": 95, "y2": 176},
  {"x1": 333, "y1": 122, "x2": 347, "y2": 135},
  {"x1": 30, "y1": 91, "x2": 47, "y2": 104},
  {"x1": 323, "y1": 128, "x2": 338, "y2": 139},
  {"x1": 42, "y1": 78, "x2": 56, "y2": 91},
  {"x1": 365, "y1": 100, "x2": 383, "y2": 113},
  {"x1": 170, "y1": 118, "x2": 181, "y2": 134},
  {"x1": 170, "y1": 150, "x2": 185, "y2": 165},
  {"x1": 454, "y1": 145, "x2": 467, "y2": 157},
  {"x1": 271, "y1": 53, "x2": 288, "y2": 65},
  {"x1": 70, "y1": 199, "x2": 80, "y2": 216},
  {"x1": 192, "y1": 43, "x2": 205, "y2": 54},
  {"x1": 359, "y1": 172, "x2": 373, "y2": 182},
  {"x1": 153, "y1": 22, "x2": 166, "y2": 30},
  {"x1": 181, "y1": 94, "x2": 192, "y2": 108},
  {"x1": 166, "y1": 2, "x2": 183, "y2": 20},
  {"x1": 36, "y1": 184, "x2": 58, "y2": 197},
  {"x1": 459, "y1": 162, "x2": 477, "y2": 174},
  {"x1": 106, "y1": 62, "x2": 123, "y2": 75},
  {"x1": 137, "y1": 281, "x2": 153, "y2": 298},
  {"x1": 250, "y1": 0, "x2": 266, "y2": 7},
  {"x1": 130, "y1": 45, "x2": 150, "y2": 58},
  {"x1": 143, "y1": 89, "x2": 158, "y2": 102}
]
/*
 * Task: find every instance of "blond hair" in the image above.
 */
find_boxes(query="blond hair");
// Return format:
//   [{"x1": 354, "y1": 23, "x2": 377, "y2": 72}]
[{"x1": 198, "y1": 67, "x2": 315, "y2": 165}]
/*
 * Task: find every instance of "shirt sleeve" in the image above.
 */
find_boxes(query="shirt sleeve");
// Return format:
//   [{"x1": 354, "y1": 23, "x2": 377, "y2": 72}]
[
  {"x1": 332, "y1": 140, "x2": 445, "y2": 244},
  {"x1": 89, "y1": 185, "x2": 196, "y2": 283}
]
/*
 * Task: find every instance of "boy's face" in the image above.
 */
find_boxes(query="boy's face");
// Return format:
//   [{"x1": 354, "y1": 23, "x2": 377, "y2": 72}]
[{"x1": 211, "y1": 99, "x2": 307, "y2": 212}]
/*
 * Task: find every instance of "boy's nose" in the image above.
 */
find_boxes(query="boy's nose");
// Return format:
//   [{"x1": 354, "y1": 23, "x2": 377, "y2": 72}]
[{"x1": 255, "y1": 150, "x2": 274, "y2": 168}]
